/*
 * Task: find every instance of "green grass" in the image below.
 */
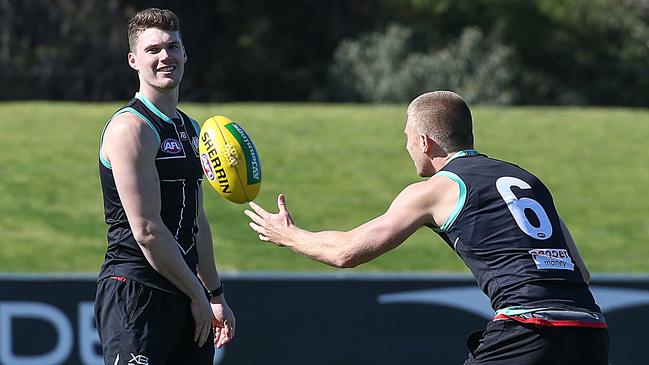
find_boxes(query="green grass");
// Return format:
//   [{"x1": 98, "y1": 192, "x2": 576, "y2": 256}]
[{"x1": 0, "y1": 102, "x2": 648, "y2": 273}]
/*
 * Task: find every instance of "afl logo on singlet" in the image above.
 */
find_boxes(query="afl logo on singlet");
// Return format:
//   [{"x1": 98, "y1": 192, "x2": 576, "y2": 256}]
[{"x1": 161, "y1": 138, "x2": 183, "y2": 154}]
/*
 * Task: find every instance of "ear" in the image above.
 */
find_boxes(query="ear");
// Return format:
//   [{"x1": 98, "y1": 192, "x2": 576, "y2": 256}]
[
  {"x1": 420, "y1": 133, "x2": 432, "y2": 152},
  {"x1": 421, "y1": 134, "x2": 441, "y2": 156},
  {"x1": 128, "y1": 52, "x2": 138, "y2": 71}
]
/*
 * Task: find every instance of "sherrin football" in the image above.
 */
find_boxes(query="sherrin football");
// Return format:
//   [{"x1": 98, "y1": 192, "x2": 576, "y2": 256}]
[{"x1": 199, "y1": 116, "x2": 262, "y2": 203}]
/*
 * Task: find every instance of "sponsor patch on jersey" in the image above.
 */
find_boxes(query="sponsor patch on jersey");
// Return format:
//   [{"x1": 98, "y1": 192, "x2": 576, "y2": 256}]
[
  {"x1": 192, "y1": 136, "x2": 199, "y2": 151},
  {"x1": 201, "y1": 153, "x2": 216, "y2": 181},
  {"x1": 161, "y1": 138, "x2": 183, "y2": 154},
  {"x1": 180, "y1": 131, "x2": 188, "y2": 140},
  {"x1": 529, "y1": 248, "x2": 574, "y2": 271}
]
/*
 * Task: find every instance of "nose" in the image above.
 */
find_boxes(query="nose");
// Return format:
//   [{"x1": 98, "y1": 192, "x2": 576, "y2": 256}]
[{"x1": 159, "y1": 47, "x2": 170, "y2": 60}]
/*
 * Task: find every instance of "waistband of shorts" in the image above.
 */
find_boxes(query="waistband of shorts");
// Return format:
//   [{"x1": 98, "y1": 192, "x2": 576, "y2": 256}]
[{"x1": 494, "y1": 306, "x2": 607, "y2": 328}]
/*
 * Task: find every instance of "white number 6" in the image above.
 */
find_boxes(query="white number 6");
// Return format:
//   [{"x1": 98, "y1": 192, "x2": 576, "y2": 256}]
[{"x1": 496, "y1": 176, "x2": 553, "y2": 240}]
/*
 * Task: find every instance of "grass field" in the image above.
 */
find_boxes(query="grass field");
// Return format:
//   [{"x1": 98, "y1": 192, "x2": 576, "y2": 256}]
[{"x1": 0, "y1": 102, "x2": 648, "y2": 273}]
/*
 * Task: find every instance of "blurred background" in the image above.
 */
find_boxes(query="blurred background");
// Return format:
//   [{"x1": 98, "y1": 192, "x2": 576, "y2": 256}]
[
  {"x1": 3, "y1": 0, "x2": 649, "y2": 105},
  {"x1": 1, "y1": 1, "x2": 649, "y2": 364}
]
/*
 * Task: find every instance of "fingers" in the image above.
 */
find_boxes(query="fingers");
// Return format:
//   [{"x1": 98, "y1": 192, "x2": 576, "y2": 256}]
[
  {"x1": 244, "y1": 209, "x2": 266, "y2": 226},
  {"x1": 228, "y1": 318, "x2": 236, "y2": 339},
  {"x1": 277, "y1": 193, "x2": 288, "y2": 213},
  {"x1": 248, "y1": 221, "x2": 265, "y2": 234},
  {"x1": 199, "y1": 320, "x2": 211, "y2": 347},
  {"x1": 217, "y1": 319, "x2": 235, "y2": 348},
  {"x1": 246, "y1": 196, "x2": 289, "y2": 243},
  {"x1": 193, "y1": 319, "x2": 200, "y2": 342},
  {"x1": 191, "y1": 299, "x2": 212, "y2": 348},
  {"x1": 216, "y1": 321, "x2": 229, "y2": 348},
  {"x1": 213, "y1": 318, "x2": 236, "y2": 348},
  {"x1": 213, "y1": 324, "x2": 222, "y2": 345},
  {"x1": 248, "y1": 200, "x2": 270, "y2": 218},
  {"x1": 247, "y1": 221, "x2": 270, "y2": 241},
  {"x1": 194, "y1": 317, "x2": 210, "y2": 347}
]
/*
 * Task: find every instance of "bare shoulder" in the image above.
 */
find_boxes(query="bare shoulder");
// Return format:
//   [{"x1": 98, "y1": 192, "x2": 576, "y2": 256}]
[
  {"x1": 102, "y1": 112, "x2": 159, "y2": 163},
  {"x1": 392, "y1": 176, "x2": 459, "y2": 228},
  {"x1": 104, "y1": 112, "x2": 156, "y2": 141},
  {"x1": 398, "y1": 176, "x2": 458, "y2": 203}
]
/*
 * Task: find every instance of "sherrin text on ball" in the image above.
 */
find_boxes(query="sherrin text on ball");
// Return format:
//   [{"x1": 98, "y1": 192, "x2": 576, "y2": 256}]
[{"x1": 199, "y1": 115, "x2": 261, "y2": 203}]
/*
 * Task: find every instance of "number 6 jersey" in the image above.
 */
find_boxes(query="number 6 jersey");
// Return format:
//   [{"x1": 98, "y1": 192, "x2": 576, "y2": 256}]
[{"x1": 433, "y1": 150, "x2": 601, "y2": 314}]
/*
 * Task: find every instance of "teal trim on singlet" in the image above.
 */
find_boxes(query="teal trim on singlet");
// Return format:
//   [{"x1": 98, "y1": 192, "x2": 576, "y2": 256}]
[
  {"x1": 447, "y1": 149, "x2": 479, "y2": 163},
  {"x1": 135, "y1": 92, "x2": 175, "y2": 124},
  {"x1": 98, "y1": 107, "x2": 161, "y2": 169},
  {"x1": 99, "y1": 154, "x2": 112, "y2": 169},
  {"x1": 433, "y1": 171, "x2": 467, "y2": 233},
  {"x1": 120, "y1": 107, "x2": 161, "y2": 144},
  {"x1": 431, "y1": 150, "x2": 478, "y2": 232}
]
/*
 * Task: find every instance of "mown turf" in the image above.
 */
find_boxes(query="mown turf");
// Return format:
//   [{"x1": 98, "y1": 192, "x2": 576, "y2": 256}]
[{"x1": 0, "y1": 102, "x2": 647, "y2": 273}]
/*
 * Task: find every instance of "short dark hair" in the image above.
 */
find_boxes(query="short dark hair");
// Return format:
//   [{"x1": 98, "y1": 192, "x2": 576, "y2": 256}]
[
  {"x1": 407, "y1": 91, "x2": 474, "y2": 152},
  {"x1": 128, "y1": 8, "x2": 180, "y2": 51}
]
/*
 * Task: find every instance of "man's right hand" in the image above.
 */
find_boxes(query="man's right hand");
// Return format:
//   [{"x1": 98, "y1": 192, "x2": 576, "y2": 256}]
[{"x1": 191, "y1": 296, "x2": 214, "y2": 347}]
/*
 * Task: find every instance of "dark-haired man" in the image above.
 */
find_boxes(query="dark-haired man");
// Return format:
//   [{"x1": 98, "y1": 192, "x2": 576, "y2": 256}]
[{"x1": 95, "y1": 8, "x2": 234, "y2": 364}]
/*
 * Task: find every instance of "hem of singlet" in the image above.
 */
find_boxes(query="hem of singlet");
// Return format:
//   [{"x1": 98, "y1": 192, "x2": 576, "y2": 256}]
[
  {"x1": 493, "y1": 305, "x2": 608, "y2": 329},
  {"x1": 493, "y1": 313, "x2": 608, "y2": 328},
  {"x1": 97, "y1": 273, "x2": 184, "y2": 296}
]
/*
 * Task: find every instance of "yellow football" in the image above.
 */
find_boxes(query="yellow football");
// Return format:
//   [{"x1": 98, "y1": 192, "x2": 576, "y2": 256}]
[{"x1": 199, "y1": 116, "x2": 262, "y2": 203}]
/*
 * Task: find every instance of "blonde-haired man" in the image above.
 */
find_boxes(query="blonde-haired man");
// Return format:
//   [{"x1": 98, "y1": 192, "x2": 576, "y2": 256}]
[{"x1": 246, "y1": 91, "x2": 608, "y2": 364}]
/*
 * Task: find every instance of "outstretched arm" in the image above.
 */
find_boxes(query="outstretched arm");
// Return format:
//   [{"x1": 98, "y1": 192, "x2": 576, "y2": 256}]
[{"x1": 244, "y1": 178, "x2": 456, "y2": 268}]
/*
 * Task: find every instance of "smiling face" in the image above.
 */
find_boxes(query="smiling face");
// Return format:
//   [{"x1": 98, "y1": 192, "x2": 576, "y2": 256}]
[{"x1": 128, "y1": 27, "x2": 186, "y2": 91}]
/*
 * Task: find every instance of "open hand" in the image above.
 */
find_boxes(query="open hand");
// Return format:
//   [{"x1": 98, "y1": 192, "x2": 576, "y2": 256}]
[{"x1": 244, "y1": 194, "x2": 295, "y2": 246}]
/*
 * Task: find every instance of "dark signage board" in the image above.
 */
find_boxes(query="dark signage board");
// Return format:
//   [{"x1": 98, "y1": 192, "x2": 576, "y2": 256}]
[{"x1": 1, "y1": 273, "x2": 647, "y2": 364}]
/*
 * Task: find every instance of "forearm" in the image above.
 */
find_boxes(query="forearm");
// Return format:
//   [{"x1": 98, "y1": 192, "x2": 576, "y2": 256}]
[
  {"x1": 195, "y1": 223, "x2": 222, "y2": 292},
  {"x1": 284, "y1": 228, "x2": 365, "y2": 268},
  {"x1": 246, "y1": 195, "x2": 417, "y2": 268},
  {"x1": 137, "y1": 228, "x2": 206, "y2": 299}
]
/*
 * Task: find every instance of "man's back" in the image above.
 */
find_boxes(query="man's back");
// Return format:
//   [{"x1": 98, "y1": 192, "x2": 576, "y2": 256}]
[{"x1": 435, "y1": 151, "x2": 600, "y2": 313}]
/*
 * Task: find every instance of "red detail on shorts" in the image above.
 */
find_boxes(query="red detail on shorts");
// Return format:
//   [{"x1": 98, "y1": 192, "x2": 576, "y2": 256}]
[
  {"x1": 110, "y1": 276, "x2": 126, "y2": 282},
  {"x1": 494, "y1": 314, "x2": 608, "y2": 328}
]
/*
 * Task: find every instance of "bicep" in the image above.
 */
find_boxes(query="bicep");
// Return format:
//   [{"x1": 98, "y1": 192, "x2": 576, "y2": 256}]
[
  {"x1": 350, "y1": 183, "x2": 435, "y2": 255},
  {"x1": 104, "y1": 117, "x2": 163, "y2": 232}
]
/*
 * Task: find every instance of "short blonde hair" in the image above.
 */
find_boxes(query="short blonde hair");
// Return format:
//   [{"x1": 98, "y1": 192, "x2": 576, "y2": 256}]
[{"x1": 407, "y1": 91, "x2": 474, "y2": 153}]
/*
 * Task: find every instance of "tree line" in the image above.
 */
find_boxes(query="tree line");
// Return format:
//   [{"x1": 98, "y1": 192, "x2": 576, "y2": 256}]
[{"x1": 1, "y1": 0, "x2": 648, "y2": 105}]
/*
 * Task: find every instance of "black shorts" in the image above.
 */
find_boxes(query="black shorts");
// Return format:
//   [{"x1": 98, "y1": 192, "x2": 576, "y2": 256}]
[
  {"x1": 94, "y1": 277, "x2": 214, "y2": 365},
  {"x1": 464, "y1": 319, "x2": 609, "y2": 365}
]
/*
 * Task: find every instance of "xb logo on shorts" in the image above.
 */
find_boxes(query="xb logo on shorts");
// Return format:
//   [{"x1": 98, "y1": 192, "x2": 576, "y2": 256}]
[
  {"x1": 129, "y1": 353, "x2": 149, "y2": 365},
  {"x1": 161, "y1": 138, "x2": 183, "y2": 154}
]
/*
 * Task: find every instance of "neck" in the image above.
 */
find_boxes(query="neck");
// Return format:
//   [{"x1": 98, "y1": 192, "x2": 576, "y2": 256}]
[
  {"x1": 432, "y1": 151, "x2": 458, "y2": 171},
  {"x1": 138, "y1": 85, "x2": 179, "y2": 119},
  {"x1": 436, "y1": 149, "x2": 479, "y2": 169}
]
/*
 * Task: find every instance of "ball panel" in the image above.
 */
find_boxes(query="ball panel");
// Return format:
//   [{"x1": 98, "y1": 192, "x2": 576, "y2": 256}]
[{"x1": 222, "y1": 122, "x2": 262, "y2": 185}]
